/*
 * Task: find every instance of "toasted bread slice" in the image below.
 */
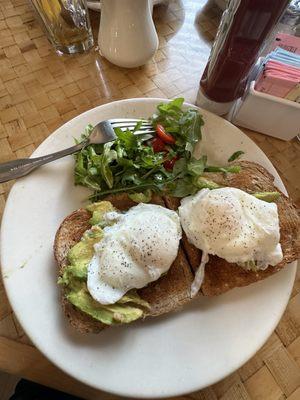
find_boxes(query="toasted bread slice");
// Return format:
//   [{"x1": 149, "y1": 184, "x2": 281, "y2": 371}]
[
  {"x1": 165, "y1": 161, "x2": 300, "y2": 296},
  {"x1": 54, "y1": 194, "x2": 194, "y2": 333},
  {"x1": 54, "y1": 161, "x2": 299, "y2": 331}
]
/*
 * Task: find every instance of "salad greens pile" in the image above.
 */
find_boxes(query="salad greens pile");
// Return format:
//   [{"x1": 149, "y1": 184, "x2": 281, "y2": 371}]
[{"x1": 74, "y1": 98, "x2": 241, "y2": 200}]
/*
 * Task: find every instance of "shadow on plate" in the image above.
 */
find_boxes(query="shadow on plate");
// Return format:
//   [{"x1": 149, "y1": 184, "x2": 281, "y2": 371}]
[
  {"x1": 54, "y1": 269, "x2": 288, "y2": 345},
  {"x1": 135, "y1": 269, "x2": 291, "y2": 329}
]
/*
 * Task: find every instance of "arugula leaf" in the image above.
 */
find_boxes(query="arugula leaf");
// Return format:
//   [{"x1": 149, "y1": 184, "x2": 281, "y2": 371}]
[
  {"x1": 82, "y1": 176, "x2": 101, "y2": 191},
  {"x1": 99, "y1": 142, "x2": 117, "y2": 189},
  {"x1": 74, "y1": 152, "x2": 87, "y2": 179},
  {"x1": 89, "y1": 182, "x2": 163, "y2": 201},
  {"x1": 173, "y1": 158, "x2": 187, "y2": 177},
  {"x1": 187, "y1": 156, "x2": 207, "y2": 176},
  {"x1": 140, "y1": 152, "x2": 164, "y2": 168},
  {"x1": 118, "y1": 158, "x2": 134, "y2": 168},
  {"x1": 121, "y1": 172, "x2": 142, "y2": 186},
  {"x1": 171, "y1": 178, "x2": 197, "y2": 197},
  {"x1": 228, "y1": 150, "x2": 245, "y2": 162},
  {"x1": 115, "y1": 128, "x2": 137, "y2": 152},
  {"x1": 132, "y1": 120, "x2": 143, "y2": 133},
  {"x1": 82, "y1": 124, "x2": 94, "y2": 140},
  {"x1": 169, "y1": 97, "x2": 184, "y2": 109},
  {"x1": 157, "y1": 98, "x2": 184, "y2": 117},
  {"x1": 182, "y1": 111, "x2": 203, "y2": 153}
]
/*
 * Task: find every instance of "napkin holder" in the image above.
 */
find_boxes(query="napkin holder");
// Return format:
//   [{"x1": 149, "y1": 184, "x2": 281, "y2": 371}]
[{"x1": 231, "y1": 81, "x2": 300, "y2": 141}]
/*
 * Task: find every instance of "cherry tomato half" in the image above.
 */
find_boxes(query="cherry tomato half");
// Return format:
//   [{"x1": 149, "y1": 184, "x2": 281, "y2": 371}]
[
  {"x1": 164, "y1": 155, "x2": 180, "y2": 171},
  {"x1": 152, "y1": 137, "x2": 166, "y2": 153},
  {"x1": 156, "y1": 124, "x2": 176, "y2": 144}
]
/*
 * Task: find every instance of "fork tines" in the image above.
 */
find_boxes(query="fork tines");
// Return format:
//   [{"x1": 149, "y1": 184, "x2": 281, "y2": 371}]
[{"x1": 109, "y1": 118, "x2": 155, "y2": 134}]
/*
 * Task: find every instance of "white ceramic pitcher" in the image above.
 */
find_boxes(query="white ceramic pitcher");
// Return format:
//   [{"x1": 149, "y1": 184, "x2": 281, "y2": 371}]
[{"x1": 98, "y1": 0, "x2": 159, "y2": 68}]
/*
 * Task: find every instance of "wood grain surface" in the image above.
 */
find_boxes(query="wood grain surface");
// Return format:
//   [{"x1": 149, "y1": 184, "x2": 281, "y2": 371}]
[{"x1": 0, "y1": 0, "x2": 299, "y2": 399}]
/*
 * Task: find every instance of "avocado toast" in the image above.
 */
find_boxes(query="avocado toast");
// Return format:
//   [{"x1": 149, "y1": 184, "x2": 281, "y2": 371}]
[
  {"x1": 54, "y1": 194, "x2": 193, "y2": 334},
  {"x1": 55, "y1": 161, "x2": 299, "y2": 334}
]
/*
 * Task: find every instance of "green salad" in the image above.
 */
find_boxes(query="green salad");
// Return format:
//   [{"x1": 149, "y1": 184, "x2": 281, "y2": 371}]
[{"x1": 74, "y1": 98, "x2": 242, "y2": 200}]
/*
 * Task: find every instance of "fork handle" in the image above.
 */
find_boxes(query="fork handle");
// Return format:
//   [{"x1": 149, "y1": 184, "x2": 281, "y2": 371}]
[{"x1": 0, "y1": 142, "x2": 85, "y2": 183}]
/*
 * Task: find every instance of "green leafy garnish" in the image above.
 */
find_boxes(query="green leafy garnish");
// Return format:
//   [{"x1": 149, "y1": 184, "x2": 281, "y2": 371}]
[
  {"x1": 228, "y1": 150, "x2": 245, "y2": 162},
  {"x1": 204, "y1": 165, "x2": 241, "y2": 174},
  {"x1": 74, "y1": 98, "x2": 241, "y2": 199},
  {"x1": 187, "y1": 156, "x2": 207, "y2": 176}
]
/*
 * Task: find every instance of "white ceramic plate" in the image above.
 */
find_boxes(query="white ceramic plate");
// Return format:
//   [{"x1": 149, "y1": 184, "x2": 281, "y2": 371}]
[{"x1": 1, "y1": 99, "x2": 296, "y2": 398}]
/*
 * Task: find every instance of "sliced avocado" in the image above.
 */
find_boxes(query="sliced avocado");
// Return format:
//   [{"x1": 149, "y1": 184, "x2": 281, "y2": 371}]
[
  {"x1": 195, "y1": 177, "x2": 220, "y2": 190},
  {"x1": 118, "y1": 290, "x2": 151, "y2": 309},
  {"x1": 66, "y1": 226, "x2": 103, "y2": 280},
  {"x1": 61, "y1": 275, "x2": 83, "y2": 292},
  {"x1": 67, "y1": 286, "x2": 144, "y2": 325},
  {"x1": 86, "y1": 201, "x2": 115, "y2": 225},
  {"x1": 102, "y1": 301, "x2": 145, "y2": 323},
  {"x1": 194, "y1": 178, "x2": 280, "y2": 203},
  {"x1": 252, "y1": 191, "x2": 280, "y2": 202}
]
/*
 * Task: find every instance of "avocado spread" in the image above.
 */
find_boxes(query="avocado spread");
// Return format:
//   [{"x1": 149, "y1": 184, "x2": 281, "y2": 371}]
[
  {"x1": 196, "y1": 177, "x2": 280, "y2": 202},
  {"x1": 58, "y1": 201, "x2": 150, "y2": 325}
]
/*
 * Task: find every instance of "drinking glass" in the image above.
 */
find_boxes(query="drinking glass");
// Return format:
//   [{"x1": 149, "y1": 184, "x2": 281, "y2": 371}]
[{"x1": 30, "y1": 0, "x2": 94, "y2": 55}]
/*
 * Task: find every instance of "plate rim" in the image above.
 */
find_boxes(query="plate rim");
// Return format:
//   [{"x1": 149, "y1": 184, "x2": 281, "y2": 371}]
[{"x1": 0, "y1": 98, "x2": 296, "y2": 398}]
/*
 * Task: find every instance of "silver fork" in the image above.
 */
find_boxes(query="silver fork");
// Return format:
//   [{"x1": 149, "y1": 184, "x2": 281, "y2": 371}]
[{"x1": 0, "y1": 119, "x2": 155, "y2": 183}]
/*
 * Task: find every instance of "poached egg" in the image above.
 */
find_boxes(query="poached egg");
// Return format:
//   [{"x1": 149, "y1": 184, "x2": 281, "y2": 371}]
[
  {"x1": 87, "y1": 203, "x2": 182, "y2": 305},
  {"x1": 179, "y1": 187, "x2": 283, "y2": 296}
]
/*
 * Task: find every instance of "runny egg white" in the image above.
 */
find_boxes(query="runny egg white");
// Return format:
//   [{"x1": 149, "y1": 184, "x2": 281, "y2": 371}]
[
  {"x1": 179, "y1": 187, "x2": 283, "y2": 296},
  {"x1": 87, "y1": 203, "x2": 182, "y2": 305}
]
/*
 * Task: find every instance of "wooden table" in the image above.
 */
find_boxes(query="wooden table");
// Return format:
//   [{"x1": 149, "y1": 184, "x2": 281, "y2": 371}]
[{"x1": 0, "y1": 0, "x2": 299, "y2": 399}]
